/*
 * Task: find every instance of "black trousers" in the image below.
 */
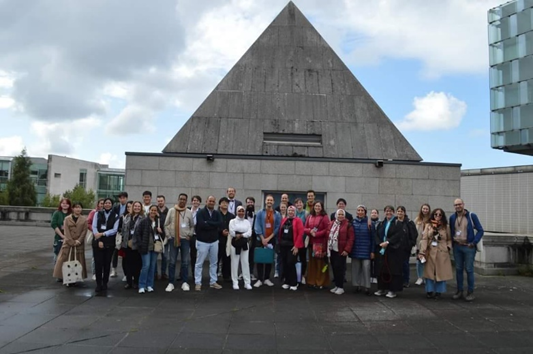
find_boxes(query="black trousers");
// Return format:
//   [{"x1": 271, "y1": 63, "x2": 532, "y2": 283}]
[
  {"x1": 249, "y1": 237, "x2": 256, "y2": 275},
  {"x1": 218, "y1": 236, "x2": 231, "y2": 279},
  {"x1": 330, "y1": 250, "x2": 347, "y2": 288},
  {"x1": 125, "y1": 247, "x2": 142, "y2": 286},
  {"x1": 112, "y1": 248, "x2": 119, "y2": 268},
  {"x1": 298, "y1": 246, "x2": 307, "y2": 279},
  {"x1": 190, "y1": 235, "x2": 197, "y2": 276},
  {"x1": 257, "y1": 263, "x2": 272, "y2": 282},
  {"x1": 93, "y1": 245, "x2": 114, "y2": 286},
  {"x1": 280, "y1": 245, "x2": 298, "y2": 286}
]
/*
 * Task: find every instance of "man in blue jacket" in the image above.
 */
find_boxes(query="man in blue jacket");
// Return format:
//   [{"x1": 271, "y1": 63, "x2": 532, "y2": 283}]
[
  {"x1": 253, "y1": 195, "x2": 281, "y2": 287},
  {"x1": 449, "y1": 198, "x2": 484, "y2": 302}
]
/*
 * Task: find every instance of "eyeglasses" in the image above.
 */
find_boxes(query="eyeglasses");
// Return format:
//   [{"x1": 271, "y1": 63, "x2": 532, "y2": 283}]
[{"x1": 454, "y1": 204, "x2": 463, "y2": 207}]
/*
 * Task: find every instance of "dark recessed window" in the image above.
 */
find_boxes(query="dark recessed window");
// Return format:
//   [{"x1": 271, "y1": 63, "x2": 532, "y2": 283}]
[
  {"x1": 54, "y1": 173, "x2": 61, "y2": 178},
  {"x1": 263, "y1": 133, "x2": 322, "y2": 146}
]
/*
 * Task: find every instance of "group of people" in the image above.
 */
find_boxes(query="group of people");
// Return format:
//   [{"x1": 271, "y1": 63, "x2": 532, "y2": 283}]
[{"x1": 51, "y1": 188, "x2": 484, "y2": 301}]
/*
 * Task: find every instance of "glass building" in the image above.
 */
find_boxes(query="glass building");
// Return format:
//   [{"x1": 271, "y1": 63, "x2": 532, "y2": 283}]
[
  {"x1": 489, "y1": 0, "x2": 533, "y2": 155},
  {"x1": 97, "y1": 169, "x2": 125, "y2": 200}
]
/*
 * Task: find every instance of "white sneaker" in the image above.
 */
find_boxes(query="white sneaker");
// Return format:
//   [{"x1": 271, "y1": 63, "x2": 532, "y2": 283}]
[
  {"x1": 253, "y1": 280, "x2": 263, "y2": 288},
  {"x1": 374, "y1": 290, "x2": 386, "y2": 296},
  {"x1": 165, "y1": 284, "x2": 175, "y2": 292},
  {"x1": 122, "y1": 276, "x2": 127, "y2": 282},
  {"x1": 330, "y1": 287, "x2": 338, "y2": 293},
  {"x1": 92, "y1": 274, "x2": 96, "y2": 281},
  {"x1": 282, "y1": 284, "x2": 290, "y2": 290},
  {"x1": 264, "y1": 279, "x2": 274, "y2": 287},
  {"x1": 147, "y1": 286, "x2": 154, "y2": 293},
  {"x1": 301, "y1": 276, "x2": 306, "y2": 285},
  {"x1": 251, "y1": 274, "x2": 257, "y2": 281},
  {"x1": 138, "y1": 288, "x2": 145, "y2": 294},
  {"x1": 386, "y1": 291, "x2": 397, "y2": 298},
  {"x1": 181, "y1": 283, "x2": 190, "y2": 292},
  {"x1": 245, "y1": 284, "x2": 253, "y2": 290},
  {"x1": 274, "y1": 271, "x2": 279, "y2": 278},
  {"x1": 415, "y1": 278, "x2": 423, "y2": 286},
  {"x1": 335, "y1": 288, "x2": 345, "y2": 295},
  {"x1": 110, "y1": 268, "x2": 117, "y2": 277},
  {"x1": 233, "y1": 284, "x2": 240, "y2": 290},
  {"x1": 289, "y1": 285, "x2": 298, "y2": 291}
]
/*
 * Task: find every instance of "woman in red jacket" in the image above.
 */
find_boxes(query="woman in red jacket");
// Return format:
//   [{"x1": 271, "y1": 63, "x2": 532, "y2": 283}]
[
  {"x1": 328, "y1": 209, "x2": 354, "y2": 295},
  {"x1": 278, "y1": 206, "x2": 304, "y2": 290},
  {"x1": 304, "y1": 201, "x2": 330, "y2": 288}
]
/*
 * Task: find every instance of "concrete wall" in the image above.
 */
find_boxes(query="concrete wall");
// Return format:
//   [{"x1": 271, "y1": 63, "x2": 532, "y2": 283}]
[
  {"x1": 47, "y1": 155, "x2": 102, "y2": 195},
  {"x1": 125, "y1": 154, "x2": 461, "y2": 218},
  {"x1": 461, "y1": 169, "x2": 533, "y2": 234},
  {"x1": 0, "y1": 206, "x2": 91, "y2": 227}
]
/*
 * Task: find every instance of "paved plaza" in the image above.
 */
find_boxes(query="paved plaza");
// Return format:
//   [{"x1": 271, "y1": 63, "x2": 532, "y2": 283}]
[{"x1": 0, "y1": 225, "x2": 532, "y2": 353}]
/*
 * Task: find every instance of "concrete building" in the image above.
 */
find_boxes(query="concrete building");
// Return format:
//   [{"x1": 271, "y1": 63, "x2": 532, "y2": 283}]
[
  {"x1": 0, "y1": 154, "x2": 125, "y2": 205},
  {"x1": 489, "y1": 0, "x2": 533, "y2": 155},
  {"x1": 125, "y1": 2, "x2": 460, "y2": 216}
]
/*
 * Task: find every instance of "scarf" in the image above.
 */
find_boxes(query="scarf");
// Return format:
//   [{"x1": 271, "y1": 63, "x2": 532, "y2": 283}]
[
  {"x1": 174, "y1": 204, "x2": 187, "y2": 247},
  {"x1": 380, "y1": 216, "x2": 396, "y2": 255},
  {"x1": 327, "y1": 209, "x2": 344, "y2": 257}
]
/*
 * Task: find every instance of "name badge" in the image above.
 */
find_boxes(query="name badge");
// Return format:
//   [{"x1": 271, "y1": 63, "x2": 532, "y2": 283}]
[
  {"x1": 284, "y1": 229, "x2": 289, "y2": 234},
  {"x1": 181, "y1": 223, "x2": 187, "y2": 228},
  {"x1": 101, "y1": 225, "x2": 107, "y2": 230},
  {"x1": 431, "y1": 241, "x2": 438, "y2": 247},
  {"x1": 154, "y1": 235, "x2": 160, "y2": 241},
  {"x1": 266, "y1": 223, "x2": 272, "y2": 228},
  {"x1": 456, "y1": 231, "x2": 461, "y2": 236},
  {"x1": 130, "y1": 230, "x2": 134, "y2": 235}
]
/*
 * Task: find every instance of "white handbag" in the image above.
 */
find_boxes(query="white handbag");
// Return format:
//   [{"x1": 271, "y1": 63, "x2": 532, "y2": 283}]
[
  {"x1": 86, "y1": 230, "x2": 94, "y2": 245},
  {"x1": 115, "y1": 232, "x2": 123, "y2": 250},
  {"x1": 62, "y1": 247, "x2": 84, "y2": 285}
]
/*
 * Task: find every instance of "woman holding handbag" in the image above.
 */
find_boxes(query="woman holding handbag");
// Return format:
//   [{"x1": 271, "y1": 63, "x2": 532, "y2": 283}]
[
  {"x1": 136, "y1": 205, "x2": 164, "y2": 294},
  {"x1": 53, "y1": 202, "x2": 88, "y2": 285},
  {"x1": 228, "y1": 206, "x2": 253, "y2": 290},
  {"x1": 121, "y1": 201, "x2": 144, "y2": 289},
  {"x1": 304, "y1": 201, "x2": 330, "y2": 289},
  {"x1": 419, "y1": 208, "x2": 453, "y2": 299}
]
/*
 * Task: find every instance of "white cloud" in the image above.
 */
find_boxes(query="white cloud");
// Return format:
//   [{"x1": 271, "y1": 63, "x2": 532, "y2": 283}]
[
  {"x1": 0, "y1": 70, "x2": 14, "y2": 88},
  {"x1": 29, "y1": 117, "x2": 102, "y2": 157},
  {"x1": 99, "y1": 152, "x2": 125, "y2": 169},
  {"x1": 396, "y1": 91, "x2": 467, "y2": 131},
  {"x1": 105, "y1": 105, "x2": 155, "y2": 135},
  {"x1": 0, "y1": 136, "x2": 25, "y2": 156},
  {"x1": 0, "y1": 95, "x2": 14, "y2": 109}
]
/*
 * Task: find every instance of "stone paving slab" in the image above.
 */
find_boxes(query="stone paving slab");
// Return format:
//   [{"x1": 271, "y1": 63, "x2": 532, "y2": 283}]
[{"x1": 1, "y1": 225, "x2": 533, "y2": 353}]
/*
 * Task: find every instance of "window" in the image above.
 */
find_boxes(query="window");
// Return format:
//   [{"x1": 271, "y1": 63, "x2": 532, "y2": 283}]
[
  {"x1": 79, "y1": 169, "x2": 87, "y2": 189},
  {"x1": 54, "y1": 173, "x2": 61, "y2": 178},
  {"x1": 263, "y1": 133, "x2": 322, "y2": 146}
]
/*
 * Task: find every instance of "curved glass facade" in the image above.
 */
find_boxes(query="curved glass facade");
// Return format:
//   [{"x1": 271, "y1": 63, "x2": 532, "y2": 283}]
[{"x1": 489, "y1": 0, "x2": 533, "y2": 154}]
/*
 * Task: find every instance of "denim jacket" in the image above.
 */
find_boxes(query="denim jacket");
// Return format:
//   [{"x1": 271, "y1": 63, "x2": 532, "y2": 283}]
[{"x1": 254, "y1": 209, "x2": 281, "y2": 243}]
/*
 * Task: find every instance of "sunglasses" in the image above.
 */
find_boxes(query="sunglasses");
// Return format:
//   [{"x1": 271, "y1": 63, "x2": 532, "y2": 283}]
[{"x1": 434, "y1": 213, "x2": 442, "y2": 217}]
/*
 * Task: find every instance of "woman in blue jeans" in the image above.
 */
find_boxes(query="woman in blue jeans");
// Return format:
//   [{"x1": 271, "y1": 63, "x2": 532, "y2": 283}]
[{"x1": 136, "y1": 205, "x2": 164, "y2": 294}]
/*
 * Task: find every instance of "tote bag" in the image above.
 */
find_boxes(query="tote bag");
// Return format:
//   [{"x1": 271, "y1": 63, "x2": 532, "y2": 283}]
[
  {"x1": 62, "y1": 247, "x2": 84, "y2": 285},
  {"x1": 254, "y1": 247, "x2": 274, "y2": 264}
]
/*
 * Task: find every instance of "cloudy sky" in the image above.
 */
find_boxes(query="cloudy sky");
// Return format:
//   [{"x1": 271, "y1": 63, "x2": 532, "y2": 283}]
[{"x1": 0, "y1": 0, "x2": 530, "y2": 169}]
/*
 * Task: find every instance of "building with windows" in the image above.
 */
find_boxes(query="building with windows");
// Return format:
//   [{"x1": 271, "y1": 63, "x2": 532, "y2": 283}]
[
  {"x1": 125, "y1": 2, "x2": 460, "y2": 216},
  {"x1": 0, "y1": 154, "x2": 124, "y2": 206},
  {"x1": 489, "y1": 0, "x2": 533, "y2": 155}
]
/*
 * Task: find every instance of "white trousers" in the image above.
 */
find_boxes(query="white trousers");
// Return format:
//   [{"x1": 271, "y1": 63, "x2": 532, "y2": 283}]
[{"x1": 231, "y1": 246, "x2": 250, "y2": 286}]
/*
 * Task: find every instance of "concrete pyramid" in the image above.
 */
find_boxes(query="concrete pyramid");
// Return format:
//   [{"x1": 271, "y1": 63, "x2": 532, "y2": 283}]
[{"x1": 164, "y1": 1, "x2": 422, "y2": 161}]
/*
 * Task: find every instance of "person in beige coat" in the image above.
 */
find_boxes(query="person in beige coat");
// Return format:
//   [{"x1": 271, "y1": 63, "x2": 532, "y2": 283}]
[
  {"x1": 164, "y1": 193, "x2": 195, "y2": 292},
  {"x1": 53, "y1": 202, "x2": 88, "y2": 283},
  {"x1": 419, "y1": 208, "x2": 453, "y2": 299}
]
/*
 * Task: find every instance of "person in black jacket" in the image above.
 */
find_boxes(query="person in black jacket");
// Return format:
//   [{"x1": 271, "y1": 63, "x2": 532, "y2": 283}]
[
  {"x1": 136, "y1": 205, "x2": 164, "y2": 294},
  {"x1": 374, "y1": 206, "x2": 417, "y2": 299},
  {"x1": 92, "y1": 198, "x2": 119, "y2": 293},
  {"x1": 155, "y1": 195, "x2": 169, "y2": 280},
  {"x1": 217, "y1": 197, "x2": 235, "y2": 282},
  {"x1": 194, "y1": 196, "x2": 223, "y2": 291},
  {"x1": 329, "y1": 198, "x2": 354, "y2": 222}
]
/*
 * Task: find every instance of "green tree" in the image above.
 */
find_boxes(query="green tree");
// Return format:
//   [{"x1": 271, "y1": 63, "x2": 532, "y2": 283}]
[
  {"x1": 63, "y1": 184, "x2": 96, "y2": 209},
  {"x1": 0, "y1": 191, "x2": 8, "y2": 205},
  {"x1": 7, "y1": 149, "x2": 37, "y2": 206},
  {"x1": 41, "y1": 193, "x2": 61, "y2": 207}
]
